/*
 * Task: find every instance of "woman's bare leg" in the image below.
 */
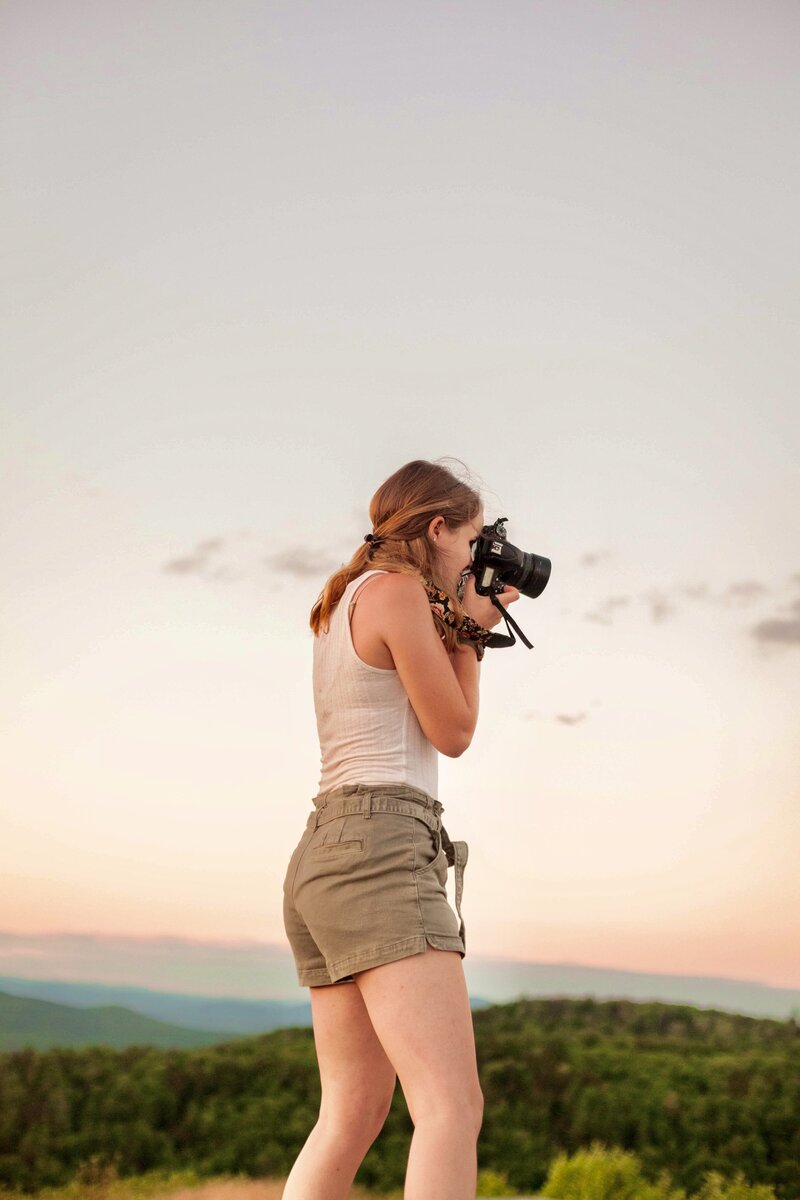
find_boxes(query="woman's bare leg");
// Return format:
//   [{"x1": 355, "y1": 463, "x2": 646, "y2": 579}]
[
  {"x1": 354, "y1": 946, "x2": 484, "y2": 1200},
  {"x1": 281, "y1": 979, "x2": 397, "y2": 1200}
]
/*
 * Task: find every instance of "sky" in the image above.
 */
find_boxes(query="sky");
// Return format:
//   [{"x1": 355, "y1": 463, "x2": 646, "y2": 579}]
[{"x1": 2, "y1": 0, "x2": 799, "y2": 993}]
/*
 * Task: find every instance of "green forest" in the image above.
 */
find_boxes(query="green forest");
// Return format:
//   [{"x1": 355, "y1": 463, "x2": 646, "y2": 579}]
[{"x1": 0, "y1": 997, "x2": 797, "y2": 1198}]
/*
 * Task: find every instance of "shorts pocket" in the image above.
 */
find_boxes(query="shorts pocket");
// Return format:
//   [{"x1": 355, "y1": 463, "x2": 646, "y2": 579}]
[
  {"x1": 308, "y1": 837, "x2": 365, "y2": 857},
  {"x1": 413, "y1": 823, "x2": 444, "y2": 876}
]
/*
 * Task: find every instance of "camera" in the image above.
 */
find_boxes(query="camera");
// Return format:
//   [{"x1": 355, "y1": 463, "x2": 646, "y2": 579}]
[{"x1": 471, "y1": 517, "x2": 551, "y2": 598}]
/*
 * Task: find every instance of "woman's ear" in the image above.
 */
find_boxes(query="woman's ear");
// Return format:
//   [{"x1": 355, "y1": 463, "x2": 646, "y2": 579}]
[{"x1": 427, "y1": 515, "x2": 444, "y2": 542}]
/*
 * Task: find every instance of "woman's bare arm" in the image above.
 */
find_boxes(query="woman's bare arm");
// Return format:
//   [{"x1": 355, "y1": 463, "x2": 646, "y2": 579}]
[
  {"x1": 377, "y1": 574, "x2": 480, "y2": 757},
  {"x1": 448, "y1": 641, "x2": 480, "y2": 748}
]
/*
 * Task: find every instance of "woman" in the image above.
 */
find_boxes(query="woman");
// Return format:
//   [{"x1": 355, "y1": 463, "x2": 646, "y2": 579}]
[{"x1": 281, "y1": 458, "x2": 520, "y2": 1200}]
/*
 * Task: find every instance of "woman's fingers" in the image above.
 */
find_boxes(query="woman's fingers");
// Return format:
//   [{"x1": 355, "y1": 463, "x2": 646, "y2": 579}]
[
  {"x1": 498, "y1": 585, "x2": 521, "y2": 605},
  {"x1": 461, "y1": 575, "x2": 521, "y2": 626}
]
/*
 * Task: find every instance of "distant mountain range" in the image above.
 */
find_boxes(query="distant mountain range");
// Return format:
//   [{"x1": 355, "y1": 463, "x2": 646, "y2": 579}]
[
  {"x1": 0, "y1": 927, "x2": 797, "y2": 1052},
  {"x1": 0, "y1": 974, "x2": 318, "y2": 1035},
  {"x1": 0, "y1": 987, "x2": 239, "y2": 1051},
  {"x1": 0, "y1": 983, "x2": 493, "y2": 1051},
  {"x1": 462, "y1": 956, "x2": 800, "y2": 1022}
]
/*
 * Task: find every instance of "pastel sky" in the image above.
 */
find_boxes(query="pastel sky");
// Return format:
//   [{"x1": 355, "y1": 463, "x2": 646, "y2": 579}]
[{"x1": 2, "y1": 1, "x2": 798, "y2": 991}]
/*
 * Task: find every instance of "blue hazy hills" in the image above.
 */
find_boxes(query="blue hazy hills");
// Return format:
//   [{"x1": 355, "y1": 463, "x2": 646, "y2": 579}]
[{"x1": 0, "y1": 930, "x2": 797, "y2": 1052}]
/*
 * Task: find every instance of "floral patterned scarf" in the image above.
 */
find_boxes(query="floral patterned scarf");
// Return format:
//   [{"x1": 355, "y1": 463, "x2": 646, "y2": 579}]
[{"x1": 421, "y1": 577, "x2": 494, "y2": 661}]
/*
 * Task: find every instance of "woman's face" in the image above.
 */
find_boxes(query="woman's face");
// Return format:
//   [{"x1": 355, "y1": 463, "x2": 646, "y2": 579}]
[{"x1": 428, "y1": 508, "x2": 485, "y2": 591}]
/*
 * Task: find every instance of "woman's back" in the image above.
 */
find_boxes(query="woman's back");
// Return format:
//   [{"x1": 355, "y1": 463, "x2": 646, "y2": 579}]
[{"x1": 313, "y1": 568, "x2": 439, "y2": 798}]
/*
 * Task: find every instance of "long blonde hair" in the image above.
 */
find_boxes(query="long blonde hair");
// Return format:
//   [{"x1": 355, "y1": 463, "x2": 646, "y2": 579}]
[{"x1": 309, "y1": 458, "x2": 483, "y2": 654}]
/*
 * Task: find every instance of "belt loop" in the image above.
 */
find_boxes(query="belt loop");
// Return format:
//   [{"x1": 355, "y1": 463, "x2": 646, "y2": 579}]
[{"x1": 363, "y1": 789, "x2": 372, "y2": 819}]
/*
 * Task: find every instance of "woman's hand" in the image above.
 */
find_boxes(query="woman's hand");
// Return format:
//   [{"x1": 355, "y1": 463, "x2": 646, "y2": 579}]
[{"x1": 460, "y1": 572, "x2": 520, "y2": 630}]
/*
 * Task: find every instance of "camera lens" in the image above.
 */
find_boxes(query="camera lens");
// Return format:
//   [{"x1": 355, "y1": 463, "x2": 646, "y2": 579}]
[{"x1": 513, "y1": 552, "x2": 551, "y2": 598}]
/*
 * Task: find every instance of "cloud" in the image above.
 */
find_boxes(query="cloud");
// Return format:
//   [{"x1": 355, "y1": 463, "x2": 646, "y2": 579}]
[
  {"x1": 719, "y1": 580, "x2": 771, "y2": 605},
  {"x1": 584, "y1": 595, "x2": 632, "y2": 625},
  {"x1": 162, "y1": 536, "x2": 230, "y2": 577},
  {"x1": 580, "y1": 551, "x2": 613, "y2": 567},
  {"x1": 582, "y1": 573, "x2": 789, "y2": 628},
  {"x1": 679, "y1": 582, "x2": 710, "y2": 600},
  {"x1": 751, "y1": 617, "x2": 800, "y2": 646},
  {"x1": 523, "y1": 706, "x2": 597, "y2": 725},
  {"x1": 162, "y1": 532, "x2": 345, "y2": 582},
  {"x1": 555, "y1": 712, "x2": 589, "y2": 725},
  {"x1": 641, "y1": 589, "x2": 678, "y2": 624},
  {"x1": 265, "y1": 549, "x2": 343, "y2": 579},
  {"x1": 750, "y1": 597, "x2": 800, "y2": 648},
  {"x1": 673, "y1": 579, "x2": 771, "y2": 608}
]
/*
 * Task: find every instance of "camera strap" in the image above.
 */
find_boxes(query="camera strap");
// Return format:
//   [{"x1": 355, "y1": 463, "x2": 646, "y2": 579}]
[{"x1": 486, "y1": 592, "x2": 534, "y2": 650}]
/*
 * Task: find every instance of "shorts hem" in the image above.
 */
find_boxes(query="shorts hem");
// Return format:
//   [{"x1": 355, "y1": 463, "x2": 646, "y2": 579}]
[
  {"x1": 296, "y1": 932, "x2": 465, "y2": 987},
  {"x1": 301, "y1": 973, "x2": 357, "y2": 987}
]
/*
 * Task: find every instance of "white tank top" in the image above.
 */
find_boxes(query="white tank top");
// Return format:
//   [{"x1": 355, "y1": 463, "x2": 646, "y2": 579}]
[{"x1": 313, "y1": 568, "x2": 438, "y2": 799}]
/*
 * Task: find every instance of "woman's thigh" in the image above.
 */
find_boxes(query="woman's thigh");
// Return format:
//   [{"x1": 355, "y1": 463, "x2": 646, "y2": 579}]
[
  {"x1": 353, "y1": 946, "x2": 483, "y2": 1128},
  {"x1": 310, "y1": 980, "x2": 398, "y2": 1130}
]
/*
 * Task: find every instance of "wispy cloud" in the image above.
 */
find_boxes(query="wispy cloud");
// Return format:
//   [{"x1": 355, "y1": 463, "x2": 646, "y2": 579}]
[
  {"x1": 641, "y1": 589, "x2": 678, "y2": 624},
  {"x1": 679, "y1": 583, "x2": 710, "y2": 600},
  {"x1": 265, "y1": 549, "x2": 343, "y2": 579},
  {"x1": 582, "y1": 570, "x2": 799, "y2": 646},
  {"x1": 162, "y1": 532, "x2": 352, "y2": 583},
  {"x1": 585, "y1": 595, "x2": 632, "y2": 625},
  {"x1": 555, "y1": 712, "x2": 589, "y2": 726},
  {"x1": 523, "y1": 702, "x2": 601, "y2": 726},
  {"x1": 580, "y1": 550, "x2": 613, "y2": 567},
  {"x1": 582, "y1": 571, "x2": 786, "y2": 628},
  {"x1": 750, "y1": 597, "x2": 800, "y2": 648},
  {"x1": 162, "y1": 536, "x2": 238, "y2": 579},
  {"x1": 719, "y1": 580, "x2": 771, "y2": 605}
]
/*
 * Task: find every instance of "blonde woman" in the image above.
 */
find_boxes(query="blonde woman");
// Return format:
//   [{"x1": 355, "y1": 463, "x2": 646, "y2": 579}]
[{"x1": 282, "y1": 458, "x2": 520, "y2": 1200}]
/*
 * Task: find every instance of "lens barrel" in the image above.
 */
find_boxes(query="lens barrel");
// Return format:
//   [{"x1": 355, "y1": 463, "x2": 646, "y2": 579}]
[{"x1": 509, "y1": 551, "x2": 551, "y2": 598}]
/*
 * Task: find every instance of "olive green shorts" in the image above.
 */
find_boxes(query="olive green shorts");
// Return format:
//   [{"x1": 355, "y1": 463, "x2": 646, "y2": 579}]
[{"x1": 282, "y1": 782, "x2": 469, "y2": 987}]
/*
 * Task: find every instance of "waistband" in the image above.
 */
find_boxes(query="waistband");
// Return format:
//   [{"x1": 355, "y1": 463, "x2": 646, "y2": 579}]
[
  {"x1": 312, "y1": 781, "x2": 443, "y2": 832},
  {"x1": 308, "y1": 781, "x2": 469, "y2": 950}
]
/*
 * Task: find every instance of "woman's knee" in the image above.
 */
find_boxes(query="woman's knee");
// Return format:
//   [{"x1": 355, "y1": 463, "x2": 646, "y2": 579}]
[
  {"x1": 320, "y1": 1082, "x2": 396, "y2": 1143},
  {"x1": 407, "y1": 1082, "x2": 484, "y2": 1139}
]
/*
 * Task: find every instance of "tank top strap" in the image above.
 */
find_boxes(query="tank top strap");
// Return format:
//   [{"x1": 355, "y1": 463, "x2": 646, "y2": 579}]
[
  {"x1": 342, "y1": 568, "x2": 388, "y2": 606},
  {"x1": 345, "y1": 568, "x2": 388, "y2": 590}
]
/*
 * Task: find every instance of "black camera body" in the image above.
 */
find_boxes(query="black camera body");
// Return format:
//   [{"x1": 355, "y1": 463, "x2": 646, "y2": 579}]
[{"x1": 471, "y1": 517, "x2": 551, "y2": 599}]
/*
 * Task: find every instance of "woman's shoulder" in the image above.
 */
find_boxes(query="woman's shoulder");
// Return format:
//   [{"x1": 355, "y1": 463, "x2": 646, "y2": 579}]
[
  {"x1": 361, "y1": 568, "x2": 427, "y2": 598},
  {"x1": 355, "y1": 566, "x2": 429, "y2": 614}
]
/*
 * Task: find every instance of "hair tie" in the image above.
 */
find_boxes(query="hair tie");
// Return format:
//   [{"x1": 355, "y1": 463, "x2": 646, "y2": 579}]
[{"x1": 364, "y1": 532, "x2": 384, "y2": 547}]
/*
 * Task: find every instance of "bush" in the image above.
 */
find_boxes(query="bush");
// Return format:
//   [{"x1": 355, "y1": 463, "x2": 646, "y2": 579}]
[
  {"x1": 477, "y1": 1168, "x2": 516, "y2": 1196},
  {"x1": 692, "y1": 1170, "x2": 780, "y2": 1200},
  {"x1": 540, "y1": 1140, "x2": 685, "y2": 1200},
  {"x1": 539, "y1": 1143, "x2": 781, "y2": 1200}
]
